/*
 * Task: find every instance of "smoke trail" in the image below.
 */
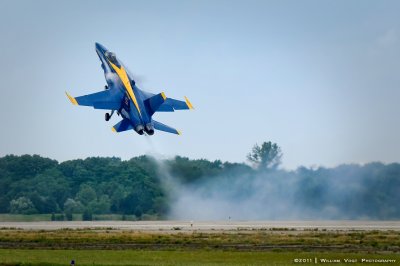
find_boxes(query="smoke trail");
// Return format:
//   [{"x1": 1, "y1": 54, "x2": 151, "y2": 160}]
[
  {"x1": 148, "y1": 156, "x2": 310, "y2": 220},
  {"x1": 152, "y1": 160, "x2": 400, "y2": 220},
  {"x1": 167, "y1": 170, "x2": 306, "y2": 220}
]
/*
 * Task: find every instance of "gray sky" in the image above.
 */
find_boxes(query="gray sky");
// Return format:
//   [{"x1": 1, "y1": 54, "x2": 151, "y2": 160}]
[{"x1": 0, "y1": 0, "x2": 399, "y2": 169}]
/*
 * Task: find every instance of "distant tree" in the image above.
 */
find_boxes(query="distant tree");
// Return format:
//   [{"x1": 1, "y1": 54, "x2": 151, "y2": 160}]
[
  {"x1": 82, "y1": 209, "x2": 93, "y2": 221},
  {"x1": 167, "y1": 156, "x2": 224, "y2": 183},
  {"x1": 32, "y1": 168, "x2": 70, "y2": 209},
  {"x1": 63, "y1": 198, "x2": 84, "y2": 213},
  {"x1": 88, "y1": 195, "x2": 111, "y2": 214},
  {"x1": 76, "y1": 184, "x2": 97, "y2": 205},
  {"x1": 0, "y1": 154, "x2": 57, "y2": 180},
  {"x1": 9, "y1": 197, "x2": 37, "y2": 214},
  {"x1": 55, "y1": 213, "x2": 65, "y2": 221},
  {"x1": 65, "y1": 212, "x2": 73, "y2": 221},
  {"x1": 3, "y1": 153, "x2": 400, "y2": 220},
  {"x1": 247, "y1": 141, "x2": 282, "y2": 170},
  {"x1": 29, "y1": 192, "x2": 59, "y2": 213}
]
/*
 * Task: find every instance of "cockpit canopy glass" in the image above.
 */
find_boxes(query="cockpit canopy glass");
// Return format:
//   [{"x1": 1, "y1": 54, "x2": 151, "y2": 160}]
[{"x1": 105, "y1": 51, "x2": 120, "y2": 67}]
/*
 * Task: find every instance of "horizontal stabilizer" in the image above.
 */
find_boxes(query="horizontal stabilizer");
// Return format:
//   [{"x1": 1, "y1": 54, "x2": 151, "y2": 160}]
[
  {"x1": 112, "y1": 119, "x2": 133, "y2": 133},
  {"x1": 144, "y1": 92, "x2": 167, "y2": 116},
  {"x1": 153, "y1": 120, "x2": 181, "y2": 135}
]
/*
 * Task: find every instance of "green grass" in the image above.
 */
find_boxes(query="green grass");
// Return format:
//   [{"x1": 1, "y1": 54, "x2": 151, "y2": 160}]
[
  {"x1": 0, "y1": 214, "x2": 52, "y2": 222},
  {"x1": 0, "y1": 249, "x2": 398, "y2": 266},
  {"x1": 0, "y1": 229, "x2": 399, "y2": 252},
  {"x1": 0, "y1": 229, "x2": 398, "y2": 265}
]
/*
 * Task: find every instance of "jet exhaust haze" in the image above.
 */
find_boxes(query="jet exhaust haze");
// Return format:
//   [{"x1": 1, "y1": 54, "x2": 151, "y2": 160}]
[{"x1": 149, "y1": 155, "x2": 400, "y2": 220}]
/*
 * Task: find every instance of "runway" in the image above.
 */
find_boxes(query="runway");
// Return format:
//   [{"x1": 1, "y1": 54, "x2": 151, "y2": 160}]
[{"x1": 1, "y1": 220, "x2": 399, "y2": 231}]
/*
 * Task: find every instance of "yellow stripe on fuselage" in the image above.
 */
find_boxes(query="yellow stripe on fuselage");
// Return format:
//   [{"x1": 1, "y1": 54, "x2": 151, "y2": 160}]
[{"x1": 108, "y1": 61, "x2": 141, "y2": 116}]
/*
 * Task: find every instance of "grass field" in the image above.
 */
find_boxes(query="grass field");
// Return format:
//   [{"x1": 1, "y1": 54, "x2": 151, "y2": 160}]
[
  {"x1": 0, "y1": 249, "x2": 399, "y2": 266},
  {"x1": 0, "y1": 228, "x2": 399, "y2": 252},
  {"x1": 0, "y1": 214, "x2": 53, "y2": 222},
  {"x1": 0, "y1": 228, "x2": 398, "y2": 265}
]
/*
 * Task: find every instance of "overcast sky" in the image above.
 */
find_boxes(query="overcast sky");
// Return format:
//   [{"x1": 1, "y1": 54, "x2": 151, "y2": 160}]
[{"x1": 0, "y1": 0, "x2": 399, "y2": 169}]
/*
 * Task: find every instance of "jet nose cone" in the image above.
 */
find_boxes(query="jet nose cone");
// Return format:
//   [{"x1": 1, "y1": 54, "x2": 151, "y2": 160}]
[{"x1": 95, "y1": 42, "x2": 107, "y2": 53}]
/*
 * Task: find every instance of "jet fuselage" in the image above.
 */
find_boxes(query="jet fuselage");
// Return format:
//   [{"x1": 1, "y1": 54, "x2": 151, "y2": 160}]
[
  {"x1": 66, "y1": 42, "x2": 192, "y2": 136},
  {"x1": 95, "y1": 43, "x2": 151, "y2": 134}
]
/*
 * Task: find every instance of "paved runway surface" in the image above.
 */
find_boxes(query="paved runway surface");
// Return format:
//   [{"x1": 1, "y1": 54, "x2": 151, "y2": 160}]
[{"x1": 1, "y1": 221, "x2": 399, "y2": 231}]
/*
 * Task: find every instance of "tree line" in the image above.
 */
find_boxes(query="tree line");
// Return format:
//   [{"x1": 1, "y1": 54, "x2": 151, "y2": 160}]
[{"x1": 0, "y1": 142, "x2": 399, "y2": 220}]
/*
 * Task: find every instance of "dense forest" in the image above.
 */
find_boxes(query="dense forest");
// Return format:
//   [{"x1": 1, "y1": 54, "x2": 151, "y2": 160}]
[{"x1": 0, "y1": 142, "x2": 399, "y2": 220}]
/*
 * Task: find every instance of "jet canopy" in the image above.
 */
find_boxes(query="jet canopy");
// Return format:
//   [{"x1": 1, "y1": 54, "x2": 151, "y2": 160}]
[{"x1": 105, "y1": 51, "x2": 120, "y2": 67}]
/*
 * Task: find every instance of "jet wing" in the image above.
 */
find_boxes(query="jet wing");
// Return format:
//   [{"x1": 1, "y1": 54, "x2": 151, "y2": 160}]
[
  {"x1": 139, "y1": 89, "x2": 194, "y2": 112},
  {"x1": 159, "y1": 97, "x2": 194, "y2": 111},
  {"x1": 144, "y1": 92, "x2": 168, "y2": 116},
  {"x1": 66, "y1": 90, "x2": 122, "y2": 110}
]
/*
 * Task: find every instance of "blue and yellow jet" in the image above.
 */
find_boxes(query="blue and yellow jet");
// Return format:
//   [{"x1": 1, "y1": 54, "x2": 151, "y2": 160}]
[{"x1": 66, "y1": 43, "x2": 193, "y2": 135}]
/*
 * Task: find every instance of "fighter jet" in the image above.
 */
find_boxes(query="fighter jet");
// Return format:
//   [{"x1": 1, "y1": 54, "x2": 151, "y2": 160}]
[{"x1": 66, "y1": 43, "x2": 193, "y2": 135}]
